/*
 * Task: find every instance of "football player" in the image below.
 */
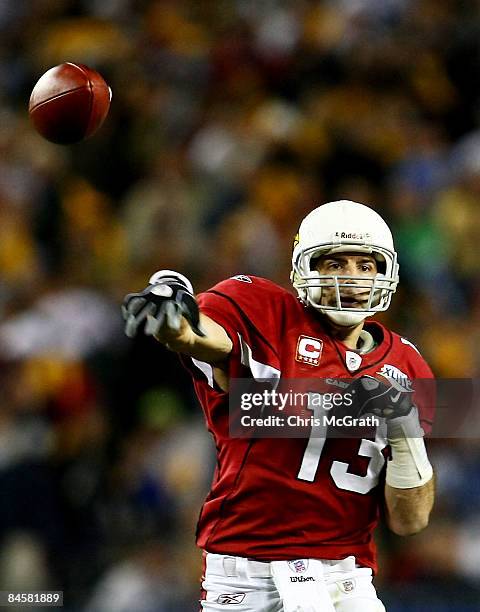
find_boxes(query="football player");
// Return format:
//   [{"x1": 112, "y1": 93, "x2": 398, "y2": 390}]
[{"x1": 123, "y1": 200, "x2": 435, "y2": 612}]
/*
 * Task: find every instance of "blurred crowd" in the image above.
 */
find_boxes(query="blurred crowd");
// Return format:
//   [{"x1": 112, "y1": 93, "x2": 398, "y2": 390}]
[{"x1": 0, "y1": 0, "x2": 480, "y2": 610}]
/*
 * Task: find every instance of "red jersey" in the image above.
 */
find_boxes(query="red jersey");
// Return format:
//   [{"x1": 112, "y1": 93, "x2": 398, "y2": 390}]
[{"x1": 183, "y1": 276, "x2": 434, "y2": 572}]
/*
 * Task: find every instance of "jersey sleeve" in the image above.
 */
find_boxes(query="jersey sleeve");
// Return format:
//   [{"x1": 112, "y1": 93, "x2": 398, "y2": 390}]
[{"x1": 196, "y1": 276, "x2": 285, "y2": 382}]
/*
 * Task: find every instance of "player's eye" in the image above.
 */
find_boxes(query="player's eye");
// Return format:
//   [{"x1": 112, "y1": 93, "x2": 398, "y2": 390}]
[
  {"x1": 327, "y1": 261, "x2": 342, "y2": 270},
  {"x1": 360, "y1": 263, "x2": 374, "y2": 272}
]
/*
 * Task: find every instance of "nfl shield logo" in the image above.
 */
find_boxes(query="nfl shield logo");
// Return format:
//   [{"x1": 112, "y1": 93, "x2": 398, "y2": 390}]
[
  {"x1": 345, "y1": 351, "x2": 362, "y2": 372},
  {"x1": 288, "y1": 559, "x2": 308, "y2": 573},
  {"x1": 341, "y1": 579, "x2": 355, "y2": 593}
]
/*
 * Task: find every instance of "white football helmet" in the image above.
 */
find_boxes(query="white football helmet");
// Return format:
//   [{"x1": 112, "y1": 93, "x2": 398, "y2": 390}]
[{"x1": 291, "y1": 200, "x2": 399, "y2": 326}]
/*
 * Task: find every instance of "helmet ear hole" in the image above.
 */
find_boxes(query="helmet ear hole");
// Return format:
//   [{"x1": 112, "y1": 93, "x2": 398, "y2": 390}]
[{"x1": 374, "y1": 255, "x2": 386, "y2": 275}]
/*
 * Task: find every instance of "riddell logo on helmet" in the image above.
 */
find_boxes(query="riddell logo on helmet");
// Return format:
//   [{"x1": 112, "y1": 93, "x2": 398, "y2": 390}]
[{"x1": 334, "y1": 231, "x2": 370, "y2": 240}]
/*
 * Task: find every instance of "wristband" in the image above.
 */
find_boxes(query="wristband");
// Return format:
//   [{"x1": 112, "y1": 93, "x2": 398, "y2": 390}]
[{"x1": 386, "y1": 407, "x2": 433, "y2": 489}]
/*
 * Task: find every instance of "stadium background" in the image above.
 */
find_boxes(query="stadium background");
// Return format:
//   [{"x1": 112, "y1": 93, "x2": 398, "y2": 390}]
[{"x1": 0, "y1": 1, "x2": 479, "y2": 610}]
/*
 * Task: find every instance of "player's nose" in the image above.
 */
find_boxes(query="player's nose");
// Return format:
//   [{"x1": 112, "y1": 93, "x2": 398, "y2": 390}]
[
  {"x1": 345, "y1": 261, "x2": 361, "y2": 275},
  {"x1": 338, "y1": 262, "x2": 360, "y2": 281}
]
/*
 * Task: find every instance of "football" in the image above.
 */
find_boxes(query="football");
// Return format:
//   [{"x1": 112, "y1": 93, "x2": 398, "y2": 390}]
[{"x1": 28, "y1": 63, "x2": 111, "y2": 145}]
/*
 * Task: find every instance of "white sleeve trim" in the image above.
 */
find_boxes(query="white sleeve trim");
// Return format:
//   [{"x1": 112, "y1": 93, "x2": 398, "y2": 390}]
[
  {"x1": 191, "y1": 358, "x2": 214, "y2": 388},
  {"x1": 191, "y1": 335, "x2": 281, "y2": 390},
  {"x1": 238, "y1": 333, "x2": 281, "y2": 388},
  {"x1": 400, "y1": 337, "x2": 421, "y2": 354}
]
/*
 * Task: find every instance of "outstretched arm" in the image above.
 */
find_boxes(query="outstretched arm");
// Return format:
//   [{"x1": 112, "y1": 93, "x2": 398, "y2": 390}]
[{"x1": 157, "y1": 311, "x2": 232, "y2": 364}]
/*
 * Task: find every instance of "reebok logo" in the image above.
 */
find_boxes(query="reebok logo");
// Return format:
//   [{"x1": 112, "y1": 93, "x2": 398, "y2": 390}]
[
  {"x1": 217, "y1": 593, "x2": 246, "y2": 604},
  {"x1": 230, "y1": 275, "x2": 252, "y2": 283}
]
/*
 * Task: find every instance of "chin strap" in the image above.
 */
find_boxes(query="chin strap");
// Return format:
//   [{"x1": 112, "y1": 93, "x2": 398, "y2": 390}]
[{"x1": 324, "y1": 309, "x2": 371, "y2": 327}]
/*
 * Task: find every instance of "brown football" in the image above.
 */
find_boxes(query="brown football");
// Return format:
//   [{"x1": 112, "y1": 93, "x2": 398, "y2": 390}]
[{"x1": 29, "y1": 63, "x2": 111, "y2": 145}]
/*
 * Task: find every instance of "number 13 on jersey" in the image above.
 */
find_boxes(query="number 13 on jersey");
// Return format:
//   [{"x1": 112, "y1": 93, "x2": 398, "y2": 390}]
[{"x1": 297, "y1": 392, "x2": 387, "y2": 494}]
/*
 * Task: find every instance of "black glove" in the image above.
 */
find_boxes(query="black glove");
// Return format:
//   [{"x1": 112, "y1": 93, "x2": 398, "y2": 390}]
[
  {"x1": 349, "y1": 374, "x2": 415, "y2": 420},
  {"x1": 122, "y1": 270, "x2": 205, "y2": 339}
]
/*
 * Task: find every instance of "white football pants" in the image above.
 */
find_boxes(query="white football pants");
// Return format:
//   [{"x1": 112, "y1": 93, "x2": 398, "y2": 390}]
[{"x1": 201, "y1": 553, "x2": 386, "y2": 612}]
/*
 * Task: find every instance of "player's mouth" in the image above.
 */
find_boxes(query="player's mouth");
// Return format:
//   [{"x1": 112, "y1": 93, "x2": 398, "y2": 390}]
[{"x1": 338, "y1": 295, "x2": 369, "y2": 308}]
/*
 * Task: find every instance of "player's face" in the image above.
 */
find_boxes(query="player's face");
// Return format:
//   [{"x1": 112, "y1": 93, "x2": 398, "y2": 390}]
[{"x1": 314, "y1": 254, "x2": 378, "y2": 309}]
